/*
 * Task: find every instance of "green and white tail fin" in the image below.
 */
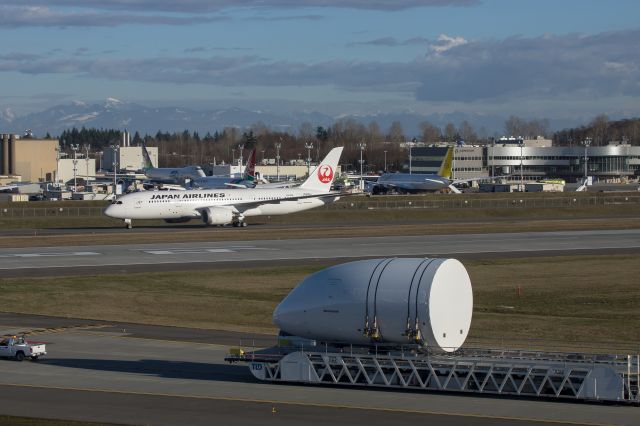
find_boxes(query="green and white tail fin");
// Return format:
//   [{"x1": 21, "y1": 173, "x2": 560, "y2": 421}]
[{"x1": 141, "y1": 143, "x2": 154, "y2": 171}]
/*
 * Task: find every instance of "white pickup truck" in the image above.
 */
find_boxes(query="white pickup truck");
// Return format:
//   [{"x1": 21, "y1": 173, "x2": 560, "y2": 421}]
[{"x1": 0, "y1": 336, "x2": 46, "y2": 361}]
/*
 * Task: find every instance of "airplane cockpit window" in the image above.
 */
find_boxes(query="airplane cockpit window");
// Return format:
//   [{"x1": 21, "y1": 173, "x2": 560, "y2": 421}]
[{"x1": 111, "y1": 200, "x2": 123, "y2": 205}]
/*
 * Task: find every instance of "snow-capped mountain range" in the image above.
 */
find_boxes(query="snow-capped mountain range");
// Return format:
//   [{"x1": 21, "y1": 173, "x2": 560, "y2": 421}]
[{"x1": 0, "y1": 98, "x2": 572, "y2": 138}]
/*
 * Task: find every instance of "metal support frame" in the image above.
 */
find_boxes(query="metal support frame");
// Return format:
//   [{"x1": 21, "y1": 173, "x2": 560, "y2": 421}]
[{"x1": 237, "y1": 348, "x2": 640, "y2": 404}]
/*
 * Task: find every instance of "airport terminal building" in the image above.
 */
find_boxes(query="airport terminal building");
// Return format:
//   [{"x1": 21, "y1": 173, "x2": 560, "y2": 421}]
[{"x1": 410, "y1": 139, "x2": 640, "y2": 183}]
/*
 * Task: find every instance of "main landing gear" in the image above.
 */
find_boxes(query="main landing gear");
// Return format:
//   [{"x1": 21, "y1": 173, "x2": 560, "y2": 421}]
[{"x1": 232, "y1": 214, "x2": 247, "y2": 227}]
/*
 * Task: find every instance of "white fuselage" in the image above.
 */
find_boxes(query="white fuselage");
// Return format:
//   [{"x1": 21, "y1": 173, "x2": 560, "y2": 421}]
[{"x1": 104, "y1": 187, "x2": 340, "y2": 221}]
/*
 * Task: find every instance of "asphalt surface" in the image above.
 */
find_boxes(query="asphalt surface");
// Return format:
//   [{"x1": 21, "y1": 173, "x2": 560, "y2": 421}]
[
  {"x1": 1, "y1": 229, "x2": 639, "y2": 277},
  {"x1": 0, "y1": 319, "x2": 636, "y2": 426}
]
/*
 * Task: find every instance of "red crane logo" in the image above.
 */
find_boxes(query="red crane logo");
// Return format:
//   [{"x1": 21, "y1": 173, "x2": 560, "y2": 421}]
[{"x1": 317, "y1": 165, "x2": 334, "y2": 183}]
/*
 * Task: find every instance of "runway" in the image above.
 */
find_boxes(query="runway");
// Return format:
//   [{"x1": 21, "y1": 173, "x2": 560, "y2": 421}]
[
  {"x1": 0, "y1": 318, "x2": 636, "y2": 426},
  {"x1": 1, "y1": 229, "x2": 639, "y2": 276}
]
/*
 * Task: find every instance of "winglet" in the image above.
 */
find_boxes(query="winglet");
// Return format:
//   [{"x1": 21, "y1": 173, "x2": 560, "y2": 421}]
[{"x1": 299, "y1": 147, "x2": 343, "y2": 192}]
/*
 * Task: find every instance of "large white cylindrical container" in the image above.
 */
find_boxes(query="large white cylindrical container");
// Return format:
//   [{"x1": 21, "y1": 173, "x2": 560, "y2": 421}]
[{"x1": 273, "y1": 258, "x2": 473, "y2": 352}]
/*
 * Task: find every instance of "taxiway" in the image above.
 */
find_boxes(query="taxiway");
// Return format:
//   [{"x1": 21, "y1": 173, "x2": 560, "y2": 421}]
[{"x1": 1, "y1": 229, "x2": 639, "y2": 277}]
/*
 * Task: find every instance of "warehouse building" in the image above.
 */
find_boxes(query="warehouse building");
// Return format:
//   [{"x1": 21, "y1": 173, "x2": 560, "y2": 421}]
[{"x1": 0, "y1": 134, "x2": 57, "y2": 182}]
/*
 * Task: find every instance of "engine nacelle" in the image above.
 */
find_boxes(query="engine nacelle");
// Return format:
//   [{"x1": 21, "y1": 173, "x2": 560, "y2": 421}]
[{"x1": 201, "y1": 207, "x2": 234, "y2": 225}]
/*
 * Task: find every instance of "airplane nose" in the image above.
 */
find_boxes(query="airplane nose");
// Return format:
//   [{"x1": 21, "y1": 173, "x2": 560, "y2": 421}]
[{"x1": 104, "y1": 204, "x2": 118, "y2": 218}]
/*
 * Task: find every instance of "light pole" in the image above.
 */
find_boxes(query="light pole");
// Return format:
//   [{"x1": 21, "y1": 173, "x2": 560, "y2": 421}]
[
  {"x1": 275, "y1": 141, "x2": 282, "y2": 181},
  {"x1": 518, "y1": 139, "x2": 524, "y2": 192},
  {"x1": 452, "y1": 145, "x2": 456, "y2": 180},
  {"x1": 83, "y1": 144, "x2": 91, "y2": 184},
  {"x1": 357, "y1": 142, "x2": 366, "y2": 190},
  {"x1": 383, "y1": 150, "x2": 387, "y2": 172},
  {"x1": 305, "y1": 141, "x2": 314, "y2": 176},
  {"x1": 55, "y1": 145, "x2": 66, "y2": 188},
  {"x1": 110, "y1": 144, "x2": 119, "y2": 198},
  {"x1": 583, "y1": 137, "x2": 592, "y2": 183},
  {"x1": 71, "y1": 144, "x2": 79, "y2": 193},
  {"x1": 237, "y1": 144, "x2": 244, "y2": 167}
]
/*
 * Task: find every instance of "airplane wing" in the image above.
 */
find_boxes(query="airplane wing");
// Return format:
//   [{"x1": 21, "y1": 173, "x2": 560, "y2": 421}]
[
  {"x1": 195, "y1": 191, "x2": 344, "y2": 215},
  {"x1": 224, "y1": 182, "x2": 250, "y2": 189}
]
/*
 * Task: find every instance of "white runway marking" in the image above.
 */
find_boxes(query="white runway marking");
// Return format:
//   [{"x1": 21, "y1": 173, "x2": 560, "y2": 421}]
[
  {"x1": 144, "y1": 249, "x2": 233, "y2": 255},
  {"x1": 137, "y1": 246, "x2": 278, "y2": 255},
  {"x1": 0, "y1": 252, "x2": 100, "y2": 258}
]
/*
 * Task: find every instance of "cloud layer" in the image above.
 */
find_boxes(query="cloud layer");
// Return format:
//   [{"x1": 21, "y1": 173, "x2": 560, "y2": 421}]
[
  {"x1": 2, "y1": 30, "x2": 639, "y2": 104},
  {"x1": 0, "y1": 5, "x2": 226, "y2": 27},
  {"x1": 0, "y1": 0, "x2": 478, "y2": 13}
]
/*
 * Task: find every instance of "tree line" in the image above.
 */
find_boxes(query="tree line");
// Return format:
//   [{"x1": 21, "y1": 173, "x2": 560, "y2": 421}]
[{"x1": 55, "y1": 114, "x2": 639, "y2": 172}]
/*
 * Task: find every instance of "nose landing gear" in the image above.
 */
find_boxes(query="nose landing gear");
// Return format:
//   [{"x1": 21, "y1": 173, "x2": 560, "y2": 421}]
[{"x1": 124, "y1": 218, "x2": 133, "y2": 229}]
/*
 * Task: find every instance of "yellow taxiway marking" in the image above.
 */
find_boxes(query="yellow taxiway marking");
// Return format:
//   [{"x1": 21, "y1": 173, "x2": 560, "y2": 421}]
[{"x1": 0, "y1": 382, "x2": 617, "y2": 426}]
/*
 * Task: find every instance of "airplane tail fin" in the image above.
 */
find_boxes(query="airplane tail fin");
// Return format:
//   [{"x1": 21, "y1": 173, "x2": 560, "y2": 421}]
[
  {"x1": 141, "y1": 143, "x2": 154, "y2": 170},
  {"x1": 299, "y1": 147, "x2": 343, "y2": 192},
  {"x1": 438, "y1": 146, "x2": 454, "y2": 179},
  {"x1": 244, "y1": 148, "x2": 257, "y2": 182}
]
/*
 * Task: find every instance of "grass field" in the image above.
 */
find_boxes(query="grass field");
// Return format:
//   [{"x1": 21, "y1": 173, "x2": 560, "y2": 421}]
[
  {"x1": 0, "y1": 416, "x2": 123, "y2": 426},
  {"x1": 1, "y1": 254, "x2": 638, "y2": 353}
]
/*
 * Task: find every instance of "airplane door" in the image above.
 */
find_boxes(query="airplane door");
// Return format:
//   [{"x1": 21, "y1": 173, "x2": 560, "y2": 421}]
[{"x1": 134, "y1": 200, "x2": 143, "y2": 209}]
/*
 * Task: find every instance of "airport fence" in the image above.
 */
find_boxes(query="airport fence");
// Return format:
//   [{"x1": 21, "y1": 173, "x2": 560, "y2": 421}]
[
  {"x1": 324, "y1": 194, "x2": 640, "y2": 211},
  {"x1": 0, "y1": 195, "x2": 638, "y2": 218},
  {"x1": 0, "y1": 206, "x2": 106, "y2": 218}
]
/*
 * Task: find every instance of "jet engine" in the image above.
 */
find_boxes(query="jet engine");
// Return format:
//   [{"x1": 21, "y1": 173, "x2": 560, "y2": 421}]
[
  {"x1": 200, "y1": 207, "x2": 234, "y2": 225},
  {"x1": 273, "y1": 258, "x2": 473, "y2": 353}
]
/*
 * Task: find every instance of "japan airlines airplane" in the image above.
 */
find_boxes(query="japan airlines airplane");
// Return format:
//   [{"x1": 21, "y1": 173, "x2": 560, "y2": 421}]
[
  {"x1": 105, "y1": 147, "x2": 343, "y2": 229},
  {"x1": 141, "y1": 144, "x2": 206, "y2": 184}
]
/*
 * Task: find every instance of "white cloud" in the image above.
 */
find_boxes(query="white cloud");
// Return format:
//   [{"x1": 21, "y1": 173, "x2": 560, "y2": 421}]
[{"x1": 429, "y1": 34, "x2": 468, "y2": 53}]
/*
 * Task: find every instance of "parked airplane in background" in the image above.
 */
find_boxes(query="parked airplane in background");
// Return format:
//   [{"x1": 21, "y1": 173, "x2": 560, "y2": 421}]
[
  {"x1": 190, "y1": 148, "x2": 258, "y2": 189},
  {"x1": 371, "y1": 147, "x2": 462, "y2": 194},
  {"x1": 141, "y1": 144, "x2": 206, "y2": 184},
  {"x1": 105, "y1": 147, "x2": 344, "y2": 229}
]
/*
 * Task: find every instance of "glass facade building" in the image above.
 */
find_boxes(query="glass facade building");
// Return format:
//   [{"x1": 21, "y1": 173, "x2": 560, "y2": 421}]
[{"x1": 408, "y1": 144, "x2": 640, "y2": 183}]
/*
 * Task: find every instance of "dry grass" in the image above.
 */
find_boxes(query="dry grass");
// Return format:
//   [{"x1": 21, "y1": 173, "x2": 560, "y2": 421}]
[
  {"x1": 2, "y1": 215, "x2": 640, "y2": 249},
  {"x1": 0, "y1": 416, "x2": 123, "y2": 426},
  {"x1": 467, "y1": 255, "x2": 640, "y2": 352},
  {"x1": 1, "y1": 255, "x2": 639, "y2": 353}
]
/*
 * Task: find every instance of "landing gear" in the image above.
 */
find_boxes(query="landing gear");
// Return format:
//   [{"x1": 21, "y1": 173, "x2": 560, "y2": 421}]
[
  {"x1": 232, "y1": 214, "x2": 247, "y2": 228},
  {"x1": 124, "y1": 218, "x2": 132, "y2": 229}
]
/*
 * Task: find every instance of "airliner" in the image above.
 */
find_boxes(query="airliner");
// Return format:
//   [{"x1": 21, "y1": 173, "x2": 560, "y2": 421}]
[
  {"x1": 190, "y1": 148, "x2": 258, "y2": 189},
  {"x1": 141, "y1": 144, "x2": 206, "y2": 184},
  {"x1": 105, "y1": 147, "x2": 344, "y2": 228},
  {"x1": 371, "y1": 147, "x2": 461, "y2": 194}
]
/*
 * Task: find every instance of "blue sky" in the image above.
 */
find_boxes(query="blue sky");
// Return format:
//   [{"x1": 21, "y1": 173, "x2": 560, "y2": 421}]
[{"x1": 1, "y1": 0, "x2": 639, "y2": 121}]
